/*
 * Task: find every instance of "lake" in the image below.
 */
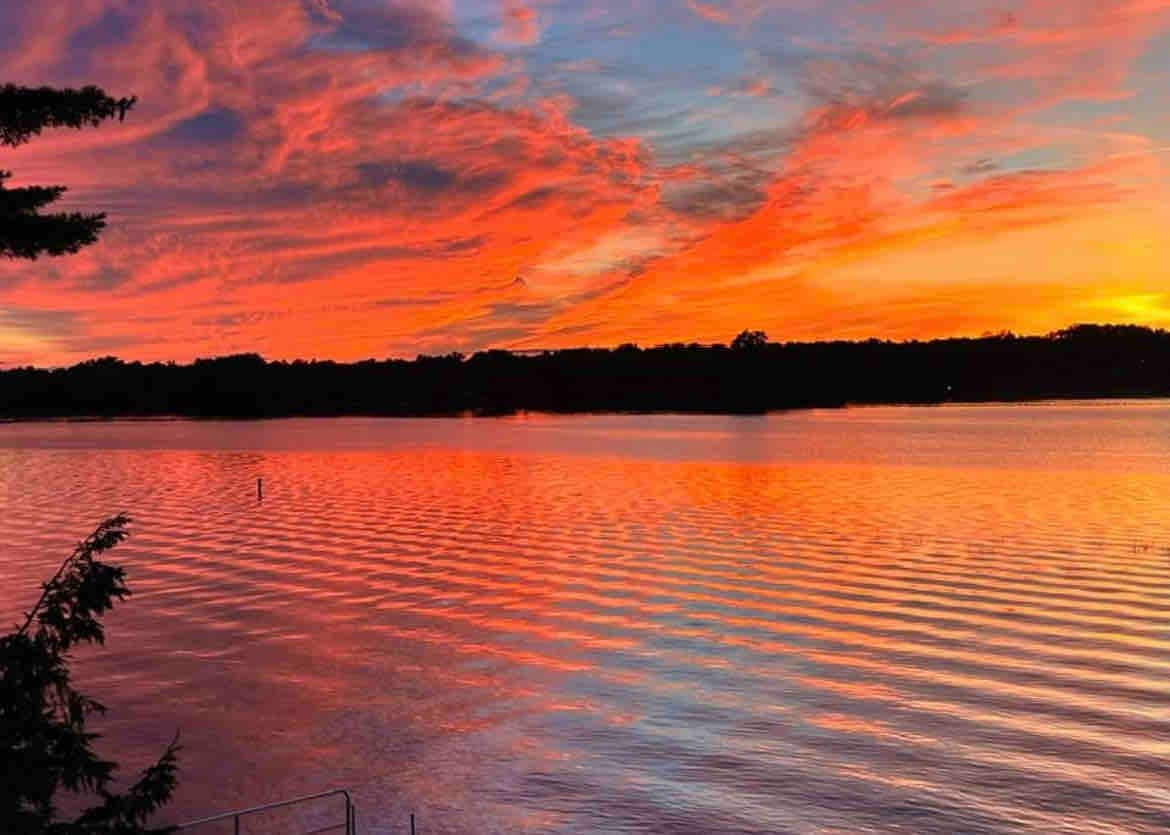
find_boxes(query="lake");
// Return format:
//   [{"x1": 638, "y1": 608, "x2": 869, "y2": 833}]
[{"x1": 3, "y1": 403, "x2": 1170, "y2": 833}]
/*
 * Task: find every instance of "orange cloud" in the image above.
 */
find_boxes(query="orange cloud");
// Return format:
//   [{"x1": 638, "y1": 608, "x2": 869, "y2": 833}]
[
  {"x1": 514, "y1": 87, "x2": 1168, "y2": 349},
  {"x1": 0, "y1": 0, "x2": 1167, "y2": 365},
  {"x1": 687, "y1": 1, "x2": 733, "y2": 24},
  {"x1": 497, "y1": 2, "x2": 542, "y2": 46}
]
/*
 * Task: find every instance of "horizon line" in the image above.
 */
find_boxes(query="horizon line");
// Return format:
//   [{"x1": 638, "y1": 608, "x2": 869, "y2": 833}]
[{"x1": 3, "y1": 321, "x2": 1164, "y2": 372}]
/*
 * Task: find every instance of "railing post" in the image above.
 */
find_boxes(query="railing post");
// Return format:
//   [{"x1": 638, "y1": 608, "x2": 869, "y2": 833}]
[{"x1": 177, "y1": 788, "x2": 355, "y2": 833}]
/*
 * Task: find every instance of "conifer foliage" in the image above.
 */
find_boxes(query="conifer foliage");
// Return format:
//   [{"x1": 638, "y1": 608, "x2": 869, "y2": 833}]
[
  {"x1": 0, "y1": 516, "x2": 179, "y2": 834},
  {"x1": 0, "y1": 84, "x2": 135, "y2": 259}
]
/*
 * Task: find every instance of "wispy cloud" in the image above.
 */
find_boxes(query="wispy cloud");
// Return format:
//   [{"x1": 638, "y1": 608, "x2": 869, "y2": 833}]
[{"x1": 0, "y1": 0, "x2": 1167, "y2": 364}]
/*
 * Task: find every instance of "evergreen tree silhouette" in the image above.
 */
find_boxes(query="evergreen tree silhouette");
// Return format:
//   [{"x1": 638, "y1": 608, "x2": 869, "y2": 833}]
[
  {"x1": 0, "y1": 84, "x2": 135, "y2": 259},
  {"x1": 0, "y1": 516, "x2": 180, "y2": 834},
  {"x1": 0, "y1": 83, "x2": 177, "y2": 834}
]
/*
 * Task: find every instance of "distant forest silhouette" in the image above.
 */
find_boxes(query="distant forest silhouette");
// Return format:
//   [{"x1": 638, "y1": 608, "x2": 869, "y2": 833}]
[{"x1": 2, "y1": 324, "x2": 1168, "y2": 418}]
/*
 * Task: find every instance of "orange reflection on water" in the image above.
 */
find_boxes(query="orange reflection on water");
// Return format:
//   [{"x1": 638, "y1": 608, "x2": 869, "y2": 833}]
[{"x1": 3, "y1": 407, "x2": 1170, "y2": 831}]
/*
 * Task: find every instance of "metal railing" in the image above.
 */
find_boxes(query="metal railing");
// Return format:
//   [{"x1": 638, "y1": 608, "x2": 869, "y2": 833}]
[{"x1": 177, "y1": 788, "x2": 356, "y2": 834}]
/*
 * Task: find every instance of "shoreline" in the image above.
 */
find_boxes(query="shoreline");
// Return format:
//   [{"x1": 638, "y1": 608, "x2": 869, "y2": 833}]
[{"x1": 3, "y1": 393, "x2": 1170, "y2": 423}]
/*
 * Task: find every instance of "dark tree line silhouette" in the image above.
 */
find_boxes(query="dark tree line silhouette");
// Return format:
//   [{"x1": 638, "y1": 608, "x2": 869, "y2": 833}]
[{"x1": 2, "y1": 324, "x2": 1167, "y2": 418}]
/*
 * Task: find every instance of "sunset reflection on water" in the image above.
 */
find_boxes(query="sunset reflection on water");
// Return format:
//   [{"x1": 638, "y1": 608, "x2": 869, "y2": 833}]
[{"x1": 3, "y1": 404, "x2": 1170, "y2": 833}]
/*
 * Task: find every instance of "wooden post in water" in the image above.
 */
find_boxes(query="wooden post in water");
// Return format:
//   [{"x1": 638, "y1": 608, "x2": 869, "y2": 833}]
[
  {"x1": 257, "y1": 477, "x2": 262, "y2": 502},
  {"x1": 410, "y1": 813, "x2": 415, "y2": 835}
]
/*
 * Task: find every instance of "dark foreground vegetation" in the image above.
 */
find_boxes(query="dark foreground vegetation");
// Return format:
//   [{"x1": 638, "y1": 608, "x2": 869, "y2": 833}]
[
  {"x1": 3, "y1": 324, "x2": 1169, "y2": 418},
  {"x1": 1, "y1": 516, "x2": 179, "y2": 833},
  {"x1": 1, "y1": 85, "x2": 179, "y2": 834}
]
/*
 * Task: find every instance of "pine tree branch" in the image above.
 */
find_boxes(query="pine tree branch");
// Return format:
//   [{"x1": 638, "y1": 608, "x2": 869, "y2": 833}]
[
  {"x1": 0, "y1": 183, "x2": 69, "y2": 213},
  {"x1": 0, "y1": 84, "x2": 136, "y2": 147},
  {"x1": 0, "y1": 211, "x2": 108, "y2": 259},
  {"x1": 19, "y1": 515, "x2": 130, "y2": 636}
]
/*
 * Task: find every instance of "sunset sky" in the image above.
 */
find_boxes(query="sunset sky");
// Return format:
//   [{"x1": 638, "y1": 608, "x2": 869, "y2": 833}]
[{"x1": 1, "y1": 0, "x2": 1168, "y2": 365}]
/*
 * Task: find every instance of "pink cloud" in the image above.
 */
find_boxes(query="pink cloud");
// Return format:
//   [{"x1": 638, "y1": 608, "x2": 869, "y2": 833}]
[
  {"x1": 0, "y1": 0, "x2": 1167, "y2": 364},
  {"x1": 497, "y1": 2, "x2": 542, "y2": 46}
]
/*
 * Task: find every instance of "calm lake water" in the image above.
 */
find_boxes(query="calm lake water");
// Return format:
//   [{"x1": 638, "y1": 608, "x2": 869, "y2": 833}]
[{"x1": 3, "y1": 403, "x2": 1170, "y2": 833}]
